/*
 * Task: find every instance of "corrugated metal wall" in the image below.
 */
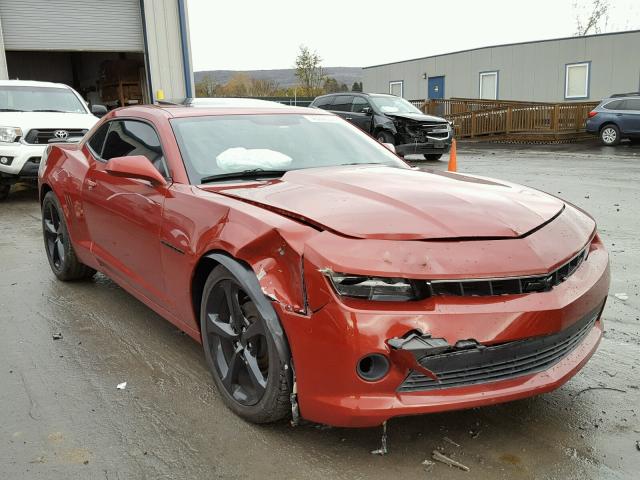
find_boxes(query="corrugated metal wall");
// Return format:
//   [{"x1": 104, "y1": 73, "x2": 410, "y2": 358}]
[
  {"x1": 0, "y1": 0, "x2": 144, "y2": 51},
  {"x1": 363, "y1": 31, "x2": 640, "y2": 102},
  {"x1": 142, "y1": 0, "x2": 191, "y2": 100}
]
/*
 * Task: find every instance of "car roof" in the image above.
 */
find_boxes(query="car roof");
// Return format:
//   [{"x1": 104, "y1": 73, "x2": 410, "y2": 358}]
[
  {"x1": 314, "y1": 92, "x2": 398, "y2": 99},
  {"x1": 0, "y1": 79, "x2": 73, "y2": 89},
  {"x1": 114, "y1": 98, "x2": 332, "y2": 118},
  {"x1": 607, "y1": 92, "x2": 640, "y2": 99}
]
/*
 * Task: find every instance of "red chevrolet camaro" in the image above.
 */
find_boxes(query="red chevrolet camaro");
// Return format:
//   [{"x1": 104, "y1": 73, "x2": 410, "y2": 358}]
[{"x1": 38, "y1": 99, "x2": 610, "y2": 428}]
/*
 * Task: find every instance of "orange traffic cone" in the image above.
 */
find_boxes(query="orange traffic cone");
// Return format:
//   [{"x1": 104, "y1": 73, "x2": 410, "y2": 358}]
[{"x1": 447, "y1": 139, "x2": 457, "y2": 172}]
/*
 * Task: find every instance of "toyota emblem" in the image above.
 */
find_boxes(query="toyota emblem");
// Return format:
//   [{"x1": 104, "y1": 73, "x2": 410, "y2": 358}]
[{"x1": 54, "y1": 130, "x2": 69, "y2": 140}]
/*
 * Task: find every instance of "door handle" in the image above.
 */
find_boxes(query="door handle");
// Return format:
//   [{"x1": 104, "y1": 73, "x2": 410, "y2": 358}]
[
  {"x1": 86, "y1": 179, "x2": 97, "y2": 190},
  {"x1": 346, "y1": 117, "x2": 353, "y2": 120}
]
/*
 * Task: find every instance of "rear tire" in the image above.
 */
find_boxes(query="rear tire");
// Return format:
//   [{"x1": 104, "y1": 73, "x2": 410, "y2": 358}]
[
  {"x1": 0, "y1": 184, "x2": 9, "y2": 202},
  {"x1": 600, "y1": 125, "x2": 620, "y2": 146},
  {"x1": 424, "y1": 154, "x2": 443, "y2": 161},
  {"x1": 42, "y1": 191, "x2": 96, "y2": 281},
  {"x1": 200, "y1": 265, "x2": 291, "y2": 423}
]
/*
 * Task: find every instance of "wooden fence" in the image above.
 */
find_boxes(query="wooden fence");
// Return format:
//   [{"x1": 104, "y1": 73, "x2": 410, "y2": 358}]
[{"x1": 418, "y1": 98, "x2": 598, "y2": 139}]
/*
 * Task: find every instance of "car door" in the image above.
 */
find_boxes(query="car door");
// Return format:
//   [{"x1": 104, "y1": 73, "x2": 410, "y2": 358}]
[
  {"x1": 82, "y1": 118, "x2": 171, "y2": 307},
  {"x1": 350, "y1": 97, "x2": 374, "y2": 133},
  {"x1": 620, "y1": 99, "x2": 640, "y2": 134}
]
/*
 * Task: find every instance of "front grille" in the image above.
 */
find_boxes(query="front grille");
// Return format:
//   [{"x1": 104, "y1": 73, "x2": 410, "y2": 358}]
[
  {"x1": 397, "y1": 304, "x2": 601, "y2": 392},
  {"x1": 23, "y1": 128, "x2": 88, "y2": 144},
  {"x1": 427, "y1": 246, "x2": 588, "y2": 297},
  {"x1": 421, "y1": 123, "x2": 449, "y2": 139}
]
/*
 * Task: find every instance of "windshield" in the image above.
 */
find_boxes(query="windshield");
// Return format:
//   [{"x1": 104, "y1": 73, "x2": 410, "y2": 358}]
[
  {"x1": 370, "y1": 96, "x2": 422, "y2": 115},
  {"x1": 171, "y1": 114, "x2": 407, "y2": 183},
  {"x1": 0, "y1": 86, "x2": 87, "y2": 113}
]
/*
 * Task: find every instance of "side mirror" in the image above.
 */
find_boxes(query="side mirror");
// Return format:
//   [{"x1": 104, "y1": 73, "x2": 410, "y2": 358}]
[
  {"x1": 362, "y1": 106, "x2": 372, "y2": 115},
  {"x1": 105, "y1": 155, "x2": 167, "y2": 186},
  {"x1": 91, "y1": 104, "x2": 108, "y2": 118},
  {"x1": 382, "y1": 143, "x2": 396, "y2": 153}
]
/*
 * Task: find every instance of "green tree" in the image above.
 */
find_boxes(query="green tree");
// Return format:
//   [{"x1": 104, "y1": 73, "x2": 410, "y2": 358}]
[
  {"x1": 295, "y1": 45, "x2": 325, "y2": 96},
  {"x1": 322, "y1": 77, "x2": 340, "y2": 93},
  {"x1": 352, "y1": 81, "x2": 363, "y2": 92}
]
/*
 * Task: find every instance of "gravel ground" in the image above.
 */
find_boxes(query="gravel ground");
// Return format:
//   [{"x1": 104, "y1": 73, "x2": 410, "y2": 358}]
[{"x1": 1, "y1": 140, "x2": 639, "y2": 479}]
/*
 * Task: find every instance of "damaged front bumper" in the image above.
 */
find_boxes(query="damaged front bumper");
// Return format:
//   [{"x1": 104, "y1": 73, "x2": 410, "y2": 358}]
[{"x1": 276, "y1": 231, "x2": 610, "y2": 428}]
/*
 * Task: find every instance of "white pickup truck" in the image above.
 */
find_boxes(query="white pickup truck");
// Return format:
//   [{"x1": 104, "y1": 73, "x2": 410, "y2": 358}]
[{"x1": 0, "y1": 80, "x2": 106, "y2": 200}]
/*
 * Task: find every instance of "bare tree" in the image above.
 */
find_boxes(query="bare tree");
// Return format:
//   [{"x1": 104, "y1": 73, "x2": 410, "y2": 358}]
[
  {"x1": 574, "y1": 0, "x2": 610, "y2": 36},
  {"x1": 295, "y1": 45, "x2": 325, "y2": 96},
  {"x1": 195, "y1": 74, "x2": 219, "y2": 97}
]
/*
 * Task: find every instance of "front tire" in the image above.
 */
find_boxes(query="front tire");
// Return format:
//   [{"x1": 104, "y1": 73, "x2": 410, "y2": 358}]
[
  {"x1": 376, "y1": 130, "x2": 395, "y2": 145},
  {"x1": 424, "y1": 154, "x2": 443, "y2": 161},
  {"x1": 600, "y1": 125, "x2": 620, "y2": 146},
  {"x1": 42, "y1": 191, "x2": 96, "y2": 281},
  {"x1": 200, "y1": 265, "x2": 291, "y2": 423}
]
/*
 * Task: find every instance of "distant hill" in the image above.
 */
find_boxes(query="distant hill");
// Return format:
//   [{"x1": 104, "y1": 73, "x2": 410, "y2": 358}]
[{"x1": 194, "y1": 67, "x2": 363, "y2": 89}]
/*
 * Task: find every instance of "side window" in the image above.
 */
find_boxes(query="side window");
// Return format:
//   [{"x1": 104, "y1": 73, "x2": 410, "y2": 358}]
[
  {"x1": 87, "y1": 123, "x2": 109, "y2": 156},
  {"x1": 312, "y1": 96, "x2": 334, "y2": 110},
  {"x1": 331, "y1": 95, "x2": 354, "y2": 112},
  {"x1": 623, "y1": 99, "x2": 640, "y2": 110},
  {"x1": 602, "y1": 100, "x2": 624, "y2": 110},
  {"x1": 101, "y1": 120, "x2": 169, "y2": 177},
  {"x1": 352, "y1": 97, "x2": 370, "y2": 113}
]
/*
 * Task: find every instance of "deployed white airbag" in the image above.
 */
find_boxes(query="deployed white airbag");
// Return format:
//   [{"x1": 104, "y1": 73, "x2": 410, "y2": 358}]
[{"x1": 216, "y1": 147, "x2": 293, "y2": 171}]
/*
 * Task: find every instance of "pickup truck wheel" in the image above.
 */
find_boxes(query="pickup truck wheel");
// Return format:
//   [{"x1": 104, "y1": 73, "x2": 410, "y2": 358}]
[
  {"x1": 0, "y1": 185, "x2": 9, "y2": 201},
  {"x1": 42, "y1": 191, "x2": 96, "y2": 281},
  {"x1": 425, "y1": 154, "x2": 443, "y2": 161},
  {"x1": 600, "y1": 125, "x2": 620, "y2": 146}
]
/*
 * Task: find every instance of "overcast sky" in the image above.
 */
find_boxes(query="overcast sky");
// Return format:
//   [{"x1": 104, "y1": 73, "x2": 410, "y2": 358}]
[{"x1": 187, "y1": 0, "x2": 640, "y2": 71}]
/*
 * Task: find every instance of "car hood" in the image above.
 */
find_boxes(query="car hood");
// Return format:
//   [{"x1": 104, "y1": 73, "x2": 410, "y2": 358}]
[
  {"x1": 202, "y1": 165, "x2": 565, "y2": 240},
  {"x1": 0, "y1": 111, "x2": 98, "y2": 131},
  {"x1": 384, "y1": 112, "x2": 447, "y2": 123}
]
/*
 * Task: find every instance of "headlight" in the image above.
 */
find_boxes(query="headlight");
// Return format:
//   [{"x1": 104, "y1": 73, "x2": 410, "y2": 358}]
[
  {"x1": 0, "y1": 126, "x2": 22, "y2": 143},
  {"x1": 326, "y1": 272, "x2": 418, "y2": 301}
]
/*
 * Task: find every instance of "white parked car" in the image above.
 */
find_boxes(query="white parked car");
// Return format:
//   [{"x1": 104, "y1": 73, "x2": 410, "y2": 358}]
[{"x1": 0, "y1": 80, "x2": 106, "y2": 200}]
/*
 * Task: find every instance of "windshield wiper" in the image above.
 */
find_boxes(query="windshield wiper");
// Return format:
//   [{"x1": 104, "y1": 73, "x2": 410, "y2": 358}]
[
  {"x1": 0, "y1": 108, "x2": 25, "y2": 112},
  {"x1": 200, "y1": 168, "x2": 289, "y2": 184},
  {"x1": 30, "y1": 109, "x2": 69, "y2": 113}
]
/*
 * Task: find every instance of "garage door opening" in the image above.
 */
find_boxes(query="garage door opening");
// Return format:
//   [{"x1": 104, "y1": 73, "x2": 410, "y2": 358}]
[{"x1": 5, "y1": 51, "x2": 149, "y2": 109}]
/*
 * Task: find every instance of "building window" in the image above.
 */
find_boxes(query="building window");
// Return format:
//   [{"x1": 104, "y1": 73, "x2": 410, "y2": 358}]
[
  {"x1": 389, "y1": 81, "x2": 403, "y2": 97},
  {"x1": 565, "y1": 62, "x2": 590, "y2": 99},
  {"x1": 479, "y1": 71, "x2": 498, "y2": 100}
]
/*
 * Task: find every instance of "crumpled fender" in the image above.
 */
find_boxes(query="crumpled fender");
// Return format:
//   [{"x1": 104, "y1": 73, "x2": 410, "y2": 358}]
[{"x1": 205, "y1": 252, "x2": 293, "y2": 367}]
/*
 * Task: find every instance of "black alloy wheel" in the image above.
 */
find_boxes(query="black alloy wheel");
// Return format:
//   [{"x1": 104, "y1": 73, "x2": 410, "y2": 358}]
[
  {"x1": 43, "y1": 199, "x2": 66, "y2": 270},
  {"x1": 42, "y1": 191, "x2": 96, "y2": 281},
  {"x1": 200, "y1": 265, "x2": 291, "y2": 423},
  {"x1": 205, "y1": 279, "x2": 269, "y2": 406}
]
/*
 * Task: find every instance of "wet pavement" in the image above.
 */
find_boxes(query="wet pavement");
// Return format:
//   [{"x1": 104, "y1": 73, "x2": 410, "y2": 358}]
[{"x1": 1, "y1": 140, "x2": 639, "y2": 479}]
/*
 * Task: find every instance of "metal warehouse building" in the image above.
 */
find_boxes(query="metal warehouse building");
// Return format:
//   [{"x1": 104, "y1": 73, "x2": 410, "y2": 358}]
[
  {"x1": 363, "y1": 30, "x2": 640, "y2": 103},
  {"x1": 0, "y1": 0, "x2": 194, "y2": 107}
]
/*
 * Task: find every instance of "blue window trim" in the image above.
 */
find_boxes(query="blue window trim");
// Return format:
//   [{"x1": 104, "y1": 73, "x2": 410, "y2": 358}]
[
  {"x1": 177, "y1": 0, "x2": 194, "y2": 98},
  {"x1": 479, "y1": 70, "x2": 499, "y2": 100},
  {"x1": 389, "y1": 80, "x2": 404, "y2": 98},
  {"x1": 564, "y1": 61, "x2": 591, "y2": 100}
]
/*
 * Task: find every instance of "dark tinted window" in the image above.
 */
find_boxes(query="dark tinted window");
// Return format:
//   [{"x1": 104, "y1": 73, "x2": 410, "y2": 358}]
[
  {"x1": 352, "y1": 97, "x2": 370, "y2": 113},
  {"x1": 87, "y1": 123, "x2": 109, "y2": 156},
  {"x1": 312, "y1": 96, "x2": 334, "y2": 110},
  {"x1": 602, "y1": 100, "x2": 624, "y2": 110},
  {"x1": 331, "y1": 95, "x2": 354, "y2": 112},
  {"x1": 101, "y1": 120, "x2": 168, "y2": 177},
  {"x1": 624, "y1": 99, "x2": 640, "y2": 110}
]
